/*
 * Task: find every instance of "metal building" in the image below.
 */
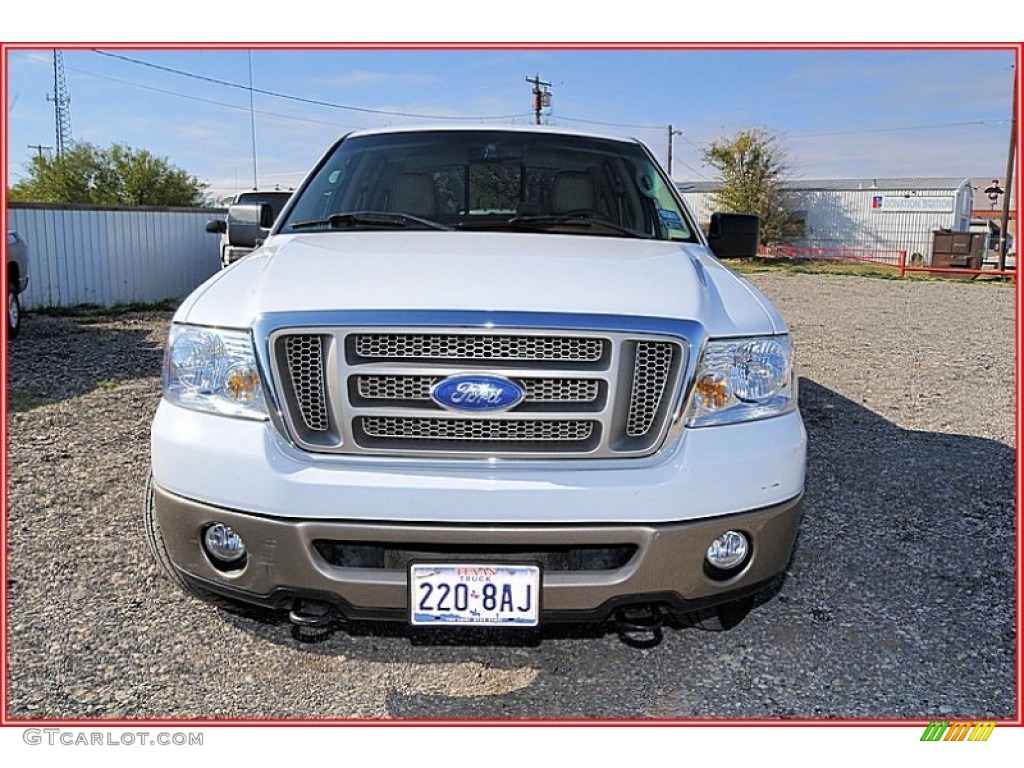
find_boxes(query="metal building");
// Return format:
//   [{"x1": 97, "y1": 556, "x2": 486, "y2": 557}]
[
  {"x1": 8, "y1": 203, "x2": 221, "y2": 310},
  {"x1": 678, "y1": 177, "x2": 974, "y2": 265}
]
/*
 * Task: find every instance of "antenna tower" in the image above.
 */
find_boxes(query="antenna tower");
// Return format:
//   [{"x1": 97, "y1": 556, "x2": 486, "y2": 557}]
[{"x1": 47, "y1": 50, "x2": 73, "y2": 156}]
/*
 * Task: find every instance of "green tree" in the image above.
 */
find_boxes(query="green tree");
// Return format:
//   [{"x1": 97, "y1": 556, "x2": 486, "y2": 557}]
[
  {"x1": 702, "y1": 129, "x2": 792, "y2": 245},
  {"x1": 9, "y1": 142, "x2": 208, "y2": 207}
]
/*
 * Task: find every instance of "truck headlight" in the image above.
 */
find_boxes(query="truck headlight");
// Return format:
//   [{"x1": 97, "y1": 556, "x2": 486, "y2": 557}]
[
  {"x1": 163, "y1": 324, "x2": 268, "y2": 420},
  {"x1": 687, "y1": 335, "x2": 795, "y2": 427}
]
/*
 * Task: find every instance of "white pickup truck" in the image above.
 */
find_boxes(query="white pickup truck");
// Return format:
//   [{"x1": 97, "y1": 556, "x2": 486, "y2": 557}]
[{"x1": 146, "y1": 126, "x2": 806, "y2": 637}]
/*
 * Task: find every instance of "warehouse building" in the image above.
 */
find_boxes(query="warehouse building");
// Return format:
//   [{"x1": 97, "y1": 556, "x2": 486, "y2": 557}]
[{"x1": 678, "y1": 177, "x2": 975, "y2": 265}]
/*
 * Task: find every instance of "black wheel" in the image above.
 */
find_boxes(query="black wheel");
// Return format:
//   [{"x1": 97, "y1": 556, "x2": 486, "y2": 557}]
[
  {"x1": 7, "y1": 283, "x2": 21, "y2": 340},
  {"x1": 142, "y1": 475, "x2": 244, "y2": 611},
  {"x1": 687, "y1": 596, "x2": 755, "y2": 632}
]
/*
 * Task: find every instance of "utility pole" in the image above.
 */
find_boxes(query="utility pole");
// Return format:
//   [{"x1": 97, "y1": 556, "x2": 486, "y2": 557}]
[
  {"x1": 998, "y1": 63, "x2": 1017, "y2": 272},
  {"x1": 526, "y1": 75, "x2": 552, "y2": 125},
  {"x1": 27, "y1": 143, "x2": 52, "y2": 158},
  {"x1": 667, "y1": 125, "x2": 683, "y2": 179},
  {"x1": 46, "y1": 50, "x2": 72, "y2": 157}
]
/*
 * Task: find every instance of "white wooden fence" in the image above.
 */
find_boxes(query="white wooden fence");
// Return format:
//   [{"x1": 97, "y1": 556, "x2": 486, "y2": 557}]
[{"x1": 8, "y1": 203, "x2": 225, "y2": 310}]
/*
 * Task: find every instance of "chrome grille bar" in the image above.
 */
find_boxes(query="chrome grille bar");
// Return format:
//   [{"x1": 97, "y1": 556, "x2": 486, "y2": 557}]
[
  {"x1": 360, "y1": 417, "x2": 596, "y2": 442},
  {"x1": 353, "y1": 333, "x2": 605, "y2": 362},
  {"x1": 266, "y1": 320, "x2": 691, "y2": 460},
  {"x1": 356, "y1": 375, "x2": 600, "y2": 404}
]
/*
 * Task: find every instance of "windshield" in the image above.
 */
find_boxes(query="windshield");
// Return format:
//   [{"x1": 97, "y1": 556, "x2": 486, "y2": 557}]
[{"x1": 279, "y1": 130, "x2": 697, "y2": 241}]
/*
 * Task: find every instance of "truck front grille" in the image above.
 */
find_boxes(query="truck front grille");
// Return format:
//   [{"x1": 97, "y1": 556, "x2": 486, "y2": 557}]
[{"x1": 270, "y1": 324, "x2": 687, "y2": 459}]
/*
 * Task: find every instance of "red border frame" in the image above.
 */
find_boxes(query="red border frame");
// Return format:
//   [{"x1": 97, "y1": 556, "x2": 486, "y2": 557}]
[{"x1": 1, "y1": 40, "x2": 1020, "y2": 730}]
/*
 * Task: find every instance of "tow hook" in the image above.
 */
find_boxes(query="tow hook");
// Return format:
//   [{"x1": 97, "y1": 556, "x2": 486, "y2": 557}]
[
  {"x1": 614, "y1": 605, "x2": 666, "y2": 648},
  {"x1": 288, "y1": 599, "x2": 337, "y2": 642}
]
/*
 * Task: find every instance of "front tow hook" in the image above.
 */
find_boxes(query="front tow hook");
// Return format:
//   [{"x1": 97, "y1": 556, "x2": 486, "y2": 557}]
[{"x1": 288, "y1": 599, "x2": 336, "y2": 642}]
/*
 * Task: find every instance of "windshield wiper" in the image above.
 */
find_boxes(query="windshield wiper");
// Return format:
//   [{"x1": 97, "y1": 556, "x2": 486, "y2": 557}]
[
  {"x1": 502, "y1": 214, "x2": 651, "y2": 238},
  {"x1": 288, "y1": 211, "x2": 452, "y2": 232}
]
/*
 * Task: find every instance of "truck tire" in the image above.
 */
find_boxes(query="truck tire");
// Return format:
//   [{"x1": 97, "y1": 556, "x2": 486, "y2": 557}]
[
  {"x1": 7, "y1": 283, "x2": 21, "y2": 340},
  {"x1": 687, "y1": 596, "x2": 755, "y2": 631},
  {"x1": 142, "y1": 475, "x2": 244, "y2": 612}
]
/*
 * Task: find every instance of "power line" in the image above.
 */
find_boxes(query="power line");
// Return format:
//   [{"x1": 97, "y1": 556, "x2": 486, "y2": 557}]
[
  {"x1": 555, "y1": 113, "x2": 1008, "y2": 142},
  {"x1": 555, "y1": 114, "x2": 664, "y2": 130},
  {"x1": 66, "y1": 64, "x2": 360, "y2": 130},
  {"x1": 92, "y1": 50, "x2": 532, "y2": 122},
  {"x1": 784, "y1": 118, "x2": 1007, "y2": 139},
  {"x1": 675, "y1": 158, "x2": 711, "y2": 181},
  {"x1": 678, "y1": 133, "x2": 706, "y2": 153}
]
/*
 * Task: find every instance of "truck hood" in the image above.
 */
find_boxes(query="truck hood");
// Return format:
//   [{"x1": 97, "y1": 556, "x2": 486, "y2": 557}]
[{"x1": 179, "y1": 232, "x2": 783, "y2": 336}]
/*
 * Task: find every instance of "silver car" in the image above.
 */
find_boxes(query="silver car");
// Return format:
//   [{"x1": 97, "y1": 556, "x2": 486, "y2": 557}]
[{"x1": 6, "y1": 230, "x2": 29, "y2": 339}]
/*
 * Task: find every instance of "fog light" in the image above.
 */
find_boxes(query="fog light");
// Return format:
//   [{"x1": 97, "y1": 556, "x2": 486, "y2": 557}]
[
  {"x1": 706, "y1": 531, "x2": 749, "y2": 570},
  {"x1": 203, "y1": 523, "x2": 247, "y2": 564}
]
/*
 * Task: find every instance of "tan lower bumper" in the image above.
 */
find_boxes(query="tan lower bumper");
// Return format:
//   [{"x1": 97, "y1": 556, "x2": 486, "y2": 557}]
[{"x1": 153, "y1": 485, "x2": 802, "y2": 621}]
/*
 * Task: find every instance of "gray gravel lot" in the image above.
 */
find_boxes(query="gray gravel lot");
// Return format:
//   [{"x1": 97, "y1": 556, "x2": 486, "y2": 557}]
[{"x1": 5, "y1": 273, "x2": 1016, "y2": 720}]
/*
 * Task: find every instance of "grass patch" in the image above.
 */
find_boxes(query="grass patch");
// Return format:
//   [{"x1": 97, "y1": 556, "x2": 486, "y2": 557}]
[
  {"x1": 723, "y1": 257, "x2": 904, "y2": 279},
  {"x1": 7, "y1": 392, "x2": 49, "y2": 413},
  {"x1": 33, "y1": 298, "x2": 180, "y2": 319}
]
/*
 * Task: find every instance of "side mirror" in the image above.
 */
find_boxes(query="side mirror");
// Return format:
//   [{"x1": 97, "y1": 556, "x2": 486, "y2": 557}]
[
  {"x1": 205, "y1": 219, "x2": 227, "y2": 234},
  {"x1": 225, "y1": 203, "x2": 271, "y2": 248},
  {"x1": 707, "y1": 212, "x2": 760, "y2": 258}
]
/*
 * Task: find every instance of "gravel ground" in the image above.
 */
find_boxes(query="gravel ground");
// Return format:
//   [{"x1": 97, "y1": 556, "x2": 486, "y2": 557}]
[{"x1": 5, "y1": 273, "x2": 1016, "y2": 720}]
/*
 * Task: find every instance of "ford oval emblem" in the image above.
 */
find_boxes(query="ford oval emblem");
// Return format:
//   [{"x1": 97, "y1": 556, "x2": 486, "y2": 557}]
[{"x1": 430, "y1": 374, "x2": 525, "y2": 412}]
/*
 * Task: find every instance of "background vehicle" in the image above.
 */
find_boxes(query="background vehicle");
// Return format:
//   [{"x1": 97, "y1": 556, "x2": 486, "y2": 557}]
[
  {"x1": 149, "y1": 126, "x2": 805, "y2": 638},
  {"x1": 206, "y1": 190, "x2": 292, "y2": 268},
  {"x1": 6, "y1": 230, "x2": 29, "y2": 339}
]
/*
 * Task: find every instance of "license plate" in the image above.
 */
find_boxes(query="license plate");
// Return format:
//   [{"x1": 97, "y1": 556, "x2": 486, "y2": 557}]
[{"x1": 409, "y1": 563, "x2": 540, "y2": 627}]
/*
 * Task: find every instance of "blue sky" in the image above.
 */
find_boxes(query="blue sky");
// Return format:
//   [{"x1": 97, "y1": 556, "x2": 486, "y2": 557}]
[{"x1": 4, "y1": 46, "x2": 1017, "y2": 202}]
